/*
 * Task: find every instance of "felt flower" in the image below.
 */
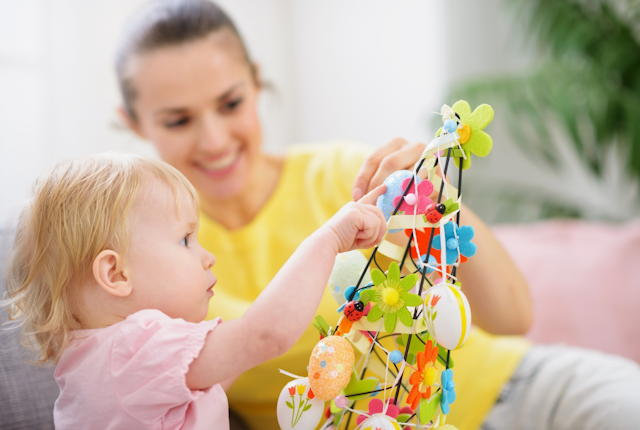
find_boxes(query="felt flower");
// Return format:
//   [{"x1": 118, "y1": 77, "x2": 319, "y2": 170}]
[
  {"x1": 436, "y1": 100, "x2": 494, "y2": 170},
  {"x1": 356, "y1": 398, "x2": 399, "y2": 426},
  {"x1": 360, "y1": 262, "x2": 422, "y2": 332},
  {"x1": 432, "y1": 222, "x2": 477, "y2": 265},
  {"x1": 407, "y1": 228, "x2": 468, "y2": 267},
  {"x1": 393, "y1": 178, "x2": 434, "y2": 215},
  {"x1": 406, "y1": 340, "x2": 439, "y2": 410},
  {"x1": 440, "y1": 369, "x2": 456, "y2": 414}
]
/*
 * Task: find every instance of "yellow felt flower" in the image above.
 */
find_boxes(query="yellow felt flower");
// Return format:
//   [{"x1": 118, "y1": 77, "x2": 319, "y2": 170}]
[
  {"x1": 360, "y1": 262, "x2": 422, "y2": 332},
  {"x1": 436, "y1": 100, "x2": 494, "y2": 170}
]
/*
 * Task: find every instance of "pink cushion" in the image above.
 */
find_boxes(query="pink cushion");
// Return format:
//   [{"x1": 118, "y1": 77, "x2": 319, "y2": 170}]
[{"x1": 493, "y1": 220, "x2": 640, "y2": 363}]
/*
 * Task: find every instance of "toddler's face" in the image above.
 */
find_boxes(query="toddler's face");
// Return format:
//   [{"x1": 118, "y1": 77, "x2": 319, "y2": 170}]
[{"x1": 125, "y1": 180, "x2": 217, "y2": 323}]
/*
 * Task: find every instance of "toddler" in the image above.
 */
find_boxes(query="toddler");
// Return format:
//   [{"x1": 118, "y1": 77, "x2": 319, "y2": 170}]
[{"x1": 3, "y1": 154, "x2": 387, "y2": 429}]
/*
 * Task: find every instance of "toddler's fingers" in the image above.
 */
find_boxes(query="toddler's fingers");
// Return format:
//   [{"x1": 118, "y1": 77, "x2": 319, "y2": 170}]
[
  {"x1": 357, "y1": 210, "x2": 386, "y2": 249},
  {"x1": 357, "y1": 184, "x2": 387, "y2": 206}
]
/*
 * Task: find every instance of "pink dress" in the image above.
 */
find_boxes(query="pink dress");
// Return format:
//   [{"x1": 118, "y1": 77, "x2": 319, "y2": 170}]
[{"x1": 54, "y1": 309, "x2": 229, "y2": 429}]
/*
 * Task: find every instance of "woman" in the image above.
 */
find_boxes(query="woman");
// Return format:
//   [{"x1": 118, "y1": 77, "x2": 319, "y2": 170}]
[{"x1": 113, "y1": 1, "x2": 573, "y2": 429}]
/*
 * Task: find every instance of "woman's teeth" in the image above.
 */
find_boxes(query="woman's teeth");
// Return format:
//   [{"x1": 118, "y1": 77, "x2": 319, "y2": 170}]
[{"x1": 201, "y1": 152, "x2": 238, "y2": 171}]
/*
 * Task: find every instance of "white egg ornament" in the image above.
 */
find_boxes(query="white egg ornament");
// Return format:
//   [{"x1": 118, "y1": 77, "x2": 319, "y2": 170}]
[
  {"x1": 277, "y1": 377, "x2": 324, "y2": 430},
  {"x1": 308, "y1": 336, "x2": 355, "y2": 401},
  {"x1": 358, "y1": 414, "x2": 402, "y2": 430},
  {"x1": 423, "y1": 283, "x2": 471, "y2": 350},
  {"x1": 328, "y1": 251, "x2": 372, "y2": 306}
]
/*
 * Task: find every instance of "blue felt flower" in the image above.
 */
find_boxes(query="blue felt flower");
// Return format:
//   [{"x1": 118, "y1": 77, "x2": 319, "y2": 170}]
[
  {"x1": 440, "y1": 368, "x2": 456, "y2": 414},
  {"x1": 337, "y1": 283, "x2": 372, "y2": 312},
  {"x1": 432, "y1": 222, "x2": 477, "y2": 265}
]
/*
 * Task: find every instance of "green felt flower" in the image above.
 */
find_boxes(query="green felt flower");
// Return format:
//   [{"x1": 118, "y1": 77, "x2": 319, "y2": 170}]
[
  {"x1": 360, "y1": 262, "x2": 422, "y2": 332},
  {"x1": 436, "y1": 100, "x2": 494, "y2": 170}
]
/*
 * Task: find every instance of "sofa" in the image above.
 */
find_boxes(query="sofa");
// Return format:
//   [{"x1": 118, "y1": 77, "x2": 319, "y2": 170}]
[{"x1": 0, "y1": 229, "x2": 58, "y2": 430}]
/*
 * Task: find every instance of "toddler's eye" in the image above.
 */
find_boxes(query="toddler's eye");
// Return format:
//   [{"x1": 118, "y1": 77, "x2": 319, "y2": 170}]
[{"x1": 180, "y1": 235, "x2": 190, "y2": 247}]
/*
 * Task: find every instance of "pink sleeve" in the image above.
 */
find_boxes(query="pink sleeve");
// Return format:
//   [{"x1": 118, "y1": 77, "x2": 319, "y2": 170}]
[{"x1": 111, "y1": 309, "x2": 222, "y2": 425}]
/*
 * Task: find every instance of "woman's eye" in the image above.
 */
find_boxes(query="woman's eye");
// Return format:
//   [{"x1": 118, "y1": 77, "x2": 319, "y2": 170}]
[
  {"x1": 222, "y1": 98, "x2": 243, "y2": 113},
  {"x1": 180, "y1": 235, "x2": 190, "y2": 247},
  {"x1": 164, "y1": 117, "x2": 191, "y2": 128}
]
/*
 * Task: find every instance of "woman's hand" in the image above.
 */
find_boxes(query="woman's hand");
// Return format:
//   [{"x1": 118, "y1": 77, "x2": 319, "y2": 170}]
[{"x1": 352, "y1": 138, "x2": 426, "y2": 201}]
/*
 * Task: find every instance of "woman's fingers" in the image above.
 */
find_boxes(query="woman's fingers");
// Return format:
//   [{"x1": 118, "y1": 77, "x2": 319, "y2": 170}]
[
  {"x1": 352, "y1": 140, "x2": 426, "y2": 201},
  {"x1": 367, "y1": 142, "x2": 425, "y2": 192},
  {"x1": 352, "y1": 138, "x2": 408, "y2": 201}
]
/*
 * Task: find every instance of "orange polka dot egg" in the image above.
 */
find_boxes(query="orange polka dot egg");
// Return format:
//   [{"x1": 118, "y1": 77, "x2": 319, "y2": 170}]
[{"x1": 308, "y1": 336, "x2": 355, "y2": 401}]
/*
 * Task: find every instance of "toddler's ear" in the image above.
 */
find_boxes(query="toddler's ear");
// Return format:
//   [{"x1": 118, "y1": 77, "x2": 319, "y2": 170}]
[{"x1": 93, "y1": 250, "x2": 132, "y2": 297}]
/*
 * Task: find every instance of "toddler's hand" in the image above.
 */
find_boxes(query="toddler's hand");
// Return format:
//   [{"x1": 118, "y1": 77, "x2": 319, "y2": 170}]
[{"x1": 321, "y1": 185, "x2": 388, "y2": 254}]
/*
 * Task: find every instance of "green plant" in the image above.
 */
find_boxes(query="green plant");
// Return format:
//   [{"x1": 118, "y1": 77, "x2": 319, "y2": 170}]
[{"x1": 449, "y1": 0, "x2": 640, "y2": 220}]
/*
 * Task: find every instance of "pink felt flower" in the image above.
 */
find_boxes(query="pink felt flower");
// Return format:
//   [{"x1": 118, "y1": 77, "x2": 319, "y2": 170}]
[
  {"x1": 356, "y1": 398, "x2": 399, "y2": 425},
  {"x1": 393, "y1": 178, "x2": 434, "y2": 215}
]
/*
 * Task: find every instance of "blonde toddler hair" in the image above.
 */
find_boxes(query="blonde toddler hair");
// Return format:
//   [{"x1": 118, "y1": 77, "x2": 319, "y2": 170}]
[{"x1": 3, "y1": 153, "x2": 198, "y2": 364}]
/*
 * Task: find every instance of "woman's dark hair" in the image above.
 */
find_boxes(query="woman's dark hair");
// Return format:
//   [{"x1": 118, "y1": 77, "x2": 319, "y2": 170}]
[{"x1": 116, "y1": 0, "x2": 254, "y2": 120}]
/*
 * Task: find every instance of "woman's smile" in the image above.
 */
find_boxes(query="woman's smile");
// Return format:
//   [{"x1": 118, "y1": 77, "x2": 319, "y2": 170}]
[{"x1": 196, "y1": 147, "x2": 243, "y2": 179}]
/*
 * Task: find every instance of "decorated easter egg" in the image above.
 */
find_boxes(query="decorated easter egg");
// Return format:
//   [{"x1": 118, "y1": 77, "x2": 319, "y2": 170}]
[
  {"x1": 308, "y1": 336, "x2": 355, "y2": 401},
  {"x1": 423, "y1": 283, "x2": 471, "y2": 350},
  {"x1": 328, "y1": 251, "x2": 372, "y2": 306},
  {"x1": 376, "y1": 170, "x2": 415, "y2": 233},
  {"x1": 358, "y1": 414, "x2": 402, "y2": 430},
  {"x1": 277, "y1": 377, "x2": 324, "y2": 430}
]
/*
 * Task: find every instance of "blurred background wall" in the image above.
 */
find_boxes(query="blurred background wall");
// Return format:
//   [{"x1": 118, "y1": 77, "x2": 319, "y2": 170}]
[{"x1": 1, "y1": 0, "x2": 639, "y2": 226}]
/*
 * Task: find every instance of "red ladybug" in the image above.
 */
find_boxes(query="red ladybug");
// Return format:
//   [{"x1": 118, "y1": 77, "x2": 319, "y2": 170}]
[
  {"x1": 344, "y1": 300, "x2": 365, "y2": 322},
  {"x1": 425, "y1": 203, "x2": 446, "y2": 223}
]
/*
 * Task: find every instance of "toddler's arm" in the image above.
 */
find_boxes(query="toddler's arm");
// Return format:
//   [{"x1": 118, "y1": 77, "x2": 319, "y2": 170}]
[{"x1": 186, "y1": 185, "x2": 387, "y2": 390}]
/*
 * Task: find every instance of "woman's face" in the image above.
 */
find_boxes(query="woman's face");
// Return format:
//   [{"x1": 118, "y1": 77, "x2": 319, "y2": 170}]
[{"x1": 125, "y1": 31, "x2": 262, "y2": 202}]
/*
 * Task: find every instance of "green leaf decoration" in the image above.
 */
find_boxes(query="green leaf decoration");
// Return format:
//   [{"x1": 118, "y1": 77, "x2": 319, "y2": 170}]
[
  {"x1": 303, "y1": 404, "x2": 312, "y2": 412},
  {"x1": 432, "y1": 311, "x2": 438, "y2": 321},
  {"x1": 344, "y1": 371, "x2": 380, "y2": 401},
  {"x1": 397, "y1": 306, "x2": 413, "y2": 327},
  {"x1": 419, "y1": 392, "x2": 442, "y2": 423},
  {"x1": 441, "y1": 198, "x2": 459, "y2": 216},
  {"x1": 397, "y1": 413, "x2": 412, "y2": 423},
  {"x1": 437, "y1": 353, "x2": 454, "y2": 369},
  {"x1": 396, "y1": 332, "x2": 433, "y2": 365},
  {"x1": 384, "y1": 312, "x2": 398, "y2": 332},
  {"x1": 286, "y1": 401, "x2": 293, "y2": 409},
  {"x1": 312, "y1": 315, "x2": 330, "y2": 337},
  {"x1": 359, "y1": 289, "x2": 372, "y2": 305}
]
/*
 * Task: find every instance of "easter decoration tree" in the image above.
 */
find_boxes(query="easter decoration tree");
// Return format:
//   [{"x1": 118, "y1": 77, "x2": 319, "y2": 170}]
[{"x1": 276, "y1": 101, "x2": 494, "y2": 430}]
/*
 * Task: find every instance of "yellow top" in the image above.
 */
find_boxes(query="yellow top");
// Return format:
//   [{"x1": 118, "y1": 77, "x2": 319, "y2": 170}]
[{"x1": 199, "y1": 142, "x2": 531, "y2": 430}]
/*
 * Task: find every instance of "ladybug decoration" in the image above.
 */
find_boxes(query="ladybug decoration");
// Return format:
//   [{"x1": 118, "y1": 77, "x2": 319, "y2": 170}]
[
  {"x1": 344, "y1": 301, "x2": 365, "y2": 322},
  {"x1": 338, "y1": 300, "x2": 365, "y2": 334},
  {"x1": 425, "y1": 203, "x2": 446, "y2": 224}
]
